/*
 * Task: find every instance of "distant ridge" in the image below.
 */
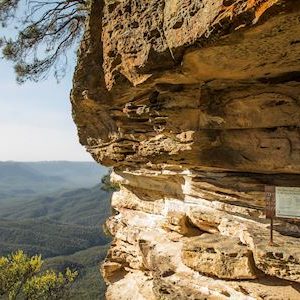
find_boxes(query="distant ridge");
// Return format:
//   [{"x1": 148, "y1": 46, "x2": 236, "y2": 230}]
[
  {"x1": 0, "y1": 161, "x2": 112, "y2": 298},
  {"x1": 0, "y1": 161, "x2": 108, "y2": 202}
]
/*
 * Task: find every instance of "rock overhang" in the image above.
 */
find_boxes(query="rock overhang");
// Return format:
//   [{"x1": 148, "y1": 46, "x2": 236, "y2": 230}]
[{"x1": 72, "y1": 0, "x2": 300, "y2": 174}]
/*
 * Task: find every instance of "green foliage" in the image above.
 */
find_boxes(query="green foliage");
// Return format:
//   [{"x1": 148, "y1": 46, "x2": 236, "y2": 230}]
[
  {"x1": 0, "y1": 218, "x2": 110, "y2": 258},
  {"x1": 45, "y1": 246, "x2": 109, "y2": 300},
  {"x1": 0, "y1": 163, "x2": 113, "y2": 298},
  {"x1": 101, "y1": 170, "x2": 119, "y2": 192},
  {"x1": 0, "y1": 0, "x2": 92, "y2": 83},
  {"x1": 0, "y1": 250, "x2": 77, "y2": 300},
  {"x1": 0, "y1": 250, "x2": 41, "y2": 298},
  {"x1": 0, "y1": 185, "x2": 112, "y2": 258},
  {"x1": 0, "y1": 1, "x2": 19, "y2": 23}
]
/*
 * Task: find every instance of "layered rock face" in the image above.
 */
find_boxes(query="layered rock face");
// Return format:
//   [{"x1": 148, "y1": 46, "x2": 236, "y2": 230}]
[{"x1": 71, "y1": 0, "x2": 300, "y2": 299}]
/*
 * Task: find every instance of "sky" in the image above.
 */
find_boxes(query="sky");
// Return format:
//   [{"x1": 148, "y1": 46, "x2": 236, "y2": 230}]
[{"x1": 0, "y1": 59, "x2": 92, "y2": 161}]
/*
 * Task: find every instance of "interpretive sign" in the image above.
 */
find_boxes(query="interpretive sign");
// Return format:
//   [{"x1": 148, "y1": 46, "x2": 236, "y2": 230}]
[
  {"x1": 265, "y1": 186, "x2": 300, "y2": 245},
  {"x1": 265, "y1": 186, "x2": 300, "y2": 220},
  {"x1": 275, "y1": 187, "x2": 300, "y2": 219}
]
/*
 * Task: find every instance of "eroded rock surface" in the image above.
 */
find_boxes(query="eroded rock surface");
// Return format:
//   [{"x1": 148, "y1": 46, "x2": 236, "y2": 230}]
[
  {"x1": 182, "y1": 234, "x2": 257, "y2": 280},
  {"x1": 71, "y1": 0, "x2": 300, "y2": 299}
]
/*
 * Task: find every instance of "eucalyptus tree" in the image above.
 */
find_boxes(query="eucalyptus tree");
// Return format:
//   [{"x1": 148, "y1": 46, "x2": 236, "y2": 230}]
[
  {"x1": 0, "y1": 250, "x2": 77, "y2": 300},
  {"x1": 0, "y1": 0, "x2": 92, "y2": 83}
]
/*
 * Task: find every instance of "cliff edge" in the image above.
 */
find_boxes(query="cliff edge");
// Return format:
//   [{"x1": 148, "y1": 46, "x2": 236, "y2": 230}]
[{"x1": 71, "y1": 0, "x2": 300, "y2": 299}]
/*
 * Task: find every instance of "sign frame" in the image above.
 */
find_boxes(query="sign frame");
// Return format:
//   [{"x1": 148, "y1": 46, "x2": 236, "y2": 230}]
[{"x1": 265, "y1": 185, "x2": 300, "y2": 246}]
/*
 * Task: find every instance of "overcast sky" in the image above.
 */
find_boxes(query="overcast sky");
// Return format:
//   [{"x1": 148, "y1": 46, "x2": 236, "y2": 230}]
[{"x1": 0, "y1": 59, "x2": 92, "y2": 161}]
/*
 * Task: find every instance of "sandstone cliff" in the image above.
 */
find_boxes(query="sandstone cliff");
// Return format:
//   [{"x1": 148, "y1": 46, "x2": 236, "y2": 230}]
[{"x1": 71, "y1": 0, "x2": 300, "y2": 299}]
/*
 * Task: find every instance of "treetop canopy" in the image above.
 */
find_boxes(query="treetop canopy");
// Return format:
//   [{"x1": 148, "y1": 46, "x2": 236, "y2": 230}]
[{"x1": 0, "y1": 0, "x2": 91, "y2": 83}]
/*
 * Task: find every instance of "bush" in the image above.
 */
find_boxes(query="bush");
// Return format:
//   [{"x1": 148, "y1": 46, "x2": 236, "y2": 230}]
[
  {"x1": 101, "y1": 170, "x2": 119, "y2": 192},
  {"x1": 0, "y1": 250, "x2": 77, "y2": 300}
]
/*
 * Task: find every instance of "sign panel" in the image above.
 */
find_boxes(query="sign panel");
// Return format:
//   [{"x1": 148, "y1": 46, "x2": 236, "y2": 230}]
[{"x1": 275, "y1": 187, "x2": 300, "y2": 219}]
